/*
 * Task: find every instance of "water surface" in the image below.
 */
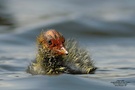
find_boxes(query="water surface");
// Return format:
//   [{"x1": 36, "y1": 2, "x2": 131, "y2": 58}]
[{"x1": 0, "y1": 0, "x2": 135, "y2": 90}]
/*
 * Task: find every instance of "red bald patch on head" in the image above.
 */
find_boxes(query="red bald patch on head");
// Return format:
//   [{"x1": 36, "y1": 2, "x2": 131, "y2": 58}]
[
  {"x1": 44, "y1": 30, "x2": 65, "y2": 46},
  {"x1": 40, "y1": 29, "x2": 68, "y2": 55}
]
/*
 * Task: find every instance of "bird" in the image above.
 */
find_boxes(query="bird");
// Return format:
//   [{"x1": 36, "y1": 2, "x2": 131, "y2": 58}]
[{"x1": 27, "y1": 29, "x2": 96, "y2": 75}]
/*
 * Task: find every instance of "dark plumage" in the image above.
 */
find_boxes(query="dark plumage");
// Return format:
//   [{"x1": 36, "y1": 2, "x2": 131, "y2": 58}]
[{"x1": 27, "y1": 29, "x2": 96, "y2": 75}]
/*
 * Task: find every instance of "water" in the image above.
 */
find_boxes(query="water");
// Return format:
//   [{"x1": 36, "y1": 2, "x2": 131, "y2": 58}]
[{"x1": 0, "y1": 0, "x2": 135, "y2": 90}]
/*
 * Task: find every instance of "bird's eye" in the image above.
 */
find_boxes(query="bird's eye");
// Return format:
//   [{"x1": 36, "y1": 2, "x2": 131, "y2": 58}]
[{"x1": 48, "y1": 40, "x2": 52, "y2": 45}]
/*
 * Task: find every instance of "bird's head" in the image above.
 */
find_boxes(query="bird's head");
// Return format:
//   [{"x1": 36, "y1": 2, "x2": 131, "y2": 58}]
[{"x1": 37, "y1": 29, "x2": 68, "y2": 55}]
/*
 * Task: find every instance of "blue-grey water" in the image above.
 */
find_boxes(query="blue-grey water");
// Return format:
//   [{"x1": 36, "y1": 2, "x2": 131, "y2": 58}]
[{"x1": 0, "y1": 0, "x2": 135, "y2": 90}]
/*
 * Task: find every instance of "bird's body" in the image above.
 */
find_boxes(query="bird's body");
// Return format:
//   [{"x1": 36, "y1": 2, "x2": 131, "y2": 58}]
[{"x1": 27, "y1": 29, "x2": 96, "y2": 75}]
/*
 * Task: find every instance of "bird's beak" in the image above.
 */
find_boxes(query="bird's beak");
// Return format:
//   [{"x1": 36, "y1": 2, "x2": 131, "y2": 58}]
[
  {"x1": 60, "y1": 47, "x2": 68, "y2": 55},
  {"x1": 54, "y1": 46, "x2": 68, "y2": 55}
]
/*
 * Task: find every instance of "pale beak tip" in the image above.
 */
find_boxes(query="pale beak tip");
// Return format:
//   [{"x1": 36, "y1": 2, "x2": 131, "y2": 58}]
[
  {"x1": 65, "y1": 51, "x2": 68, "y2": 55},
  {"x1": 61, "y1": 47, "x2": 68, "y2": 55},
  {"x1": 64, "y1": 50, "x2": 68, "y2": 55}
]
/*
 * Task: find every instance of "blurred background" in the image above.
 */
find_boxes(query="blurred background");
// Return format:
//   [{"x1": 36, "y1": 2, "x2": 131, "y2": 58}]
[
  {"x1": 0, "y1": 0, "x2": 135, "y2": 90},
  {"x1": 1, "y1": 0, "x2": 135, "y2": 35}
]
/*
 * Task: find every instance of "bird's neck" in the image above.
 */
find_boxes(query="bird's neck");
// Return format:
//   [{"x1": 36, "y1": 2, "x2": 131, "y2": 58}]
[{"x1": 36, "y1": 44, "x2": 64, "y2": 66}]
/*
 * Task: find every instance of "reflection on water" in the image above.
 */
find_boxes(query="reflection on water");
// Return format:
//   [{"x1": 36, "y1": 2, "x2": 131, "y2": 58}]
[{"x1": 0, "y1": 0, "x2": 135, "y2": 90}]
